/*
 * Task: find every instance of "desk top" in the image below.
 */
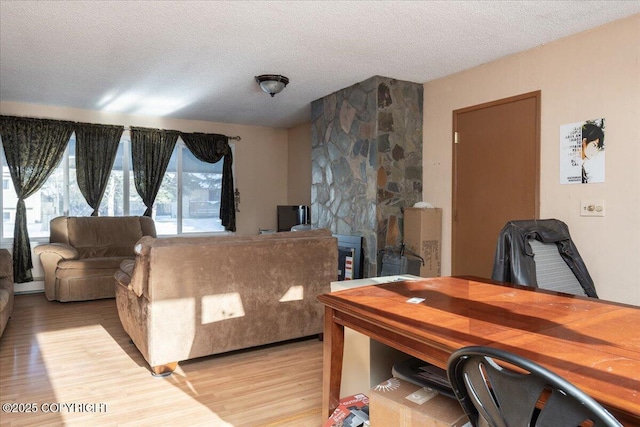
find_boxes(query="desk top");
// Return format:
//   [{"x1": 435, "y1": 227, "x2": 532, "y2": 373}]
[{"x1": 318, "y1": 276, "x2": 640, "y2": 422}]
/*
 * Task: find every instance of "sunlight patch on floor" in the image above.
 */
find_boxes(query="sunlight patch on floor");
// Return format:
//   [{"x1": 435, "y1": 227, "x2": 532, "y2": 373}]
[{"x1": 36, "y1": 325, "x2": 234, "y2": 426}]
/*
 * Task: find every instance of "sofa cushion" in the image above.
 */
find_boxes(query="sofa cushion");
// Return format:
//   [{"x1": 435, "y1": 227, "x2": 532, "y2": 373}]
[
  {"x1": 76, "y1": 245, "x2": 137, "y2": 259},
  {"x1": 119, "y1": 259, "x2": 136, "y2": 277},
  {"x1": 57, "y1": 257, "x2": 132, "y2": 272},
  {"x1": 115, "y1": 260, "x2": 136, "y2": 288},
  {"x1": 63, "y1": 217, "x2": 145, "y2": 258}
]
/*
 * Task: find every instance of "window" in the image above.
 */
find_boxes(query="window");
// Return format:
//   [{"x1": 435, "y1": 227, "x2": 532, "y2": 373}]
[{"x1": 1, "y1": 131, "x2": 231, "y2": 240}]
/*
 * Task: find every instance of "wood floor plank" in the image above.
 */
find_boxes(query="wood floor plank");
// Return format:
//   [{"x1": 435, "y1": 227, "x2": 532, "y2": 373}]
[{"x1": 0, "y1": 294, "x2": 325, "y2": 426}]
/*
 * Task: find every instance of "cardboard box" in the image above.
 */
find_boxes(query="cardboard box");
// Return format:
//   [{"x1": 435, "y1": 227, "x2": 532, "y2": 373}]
[
  {"x1": 323, "y1": 393, "x2": 370, "y2": 427},
  {"x1": 403, "y1": 208, "x2": 442, "y2": 278},
  {"x1": 369, "y1": 378, "x2": 468, "y2": 427}
]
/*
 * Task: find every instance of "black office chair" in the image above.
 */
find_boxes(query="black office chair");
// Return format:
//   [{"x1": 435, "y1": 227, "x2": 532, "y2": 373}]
[
  {"x1": 492, "y1": 219, "x2": 598, "y2": 298},
  {"x1": 447, "y1": 346, "x2": 622, "y2": 427}
]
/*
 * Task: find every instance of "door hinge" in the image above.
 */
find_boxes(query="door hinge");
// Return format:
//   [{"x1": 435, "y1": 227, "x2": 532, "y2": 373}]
[{"x1": 454, "y1": 131, "x2": 459, "y2": 144}]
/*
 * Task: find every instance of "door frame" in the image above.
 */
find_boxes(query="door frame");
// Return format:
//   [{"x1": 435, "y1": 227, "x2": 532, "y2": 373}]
[{"x1": 451, "y1": 91, "x2": 541, "y2": 275}]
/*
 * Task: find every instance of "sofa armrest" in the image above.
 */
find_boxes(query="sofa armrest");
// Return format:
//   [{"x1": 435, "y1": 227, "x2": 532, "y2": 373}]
[
  {"x1": 34, "y1": 243, "x2": 79, "y2": 260},
  {"x1": 0, "y1": 249, "x2": 12, "y2": 279},
  {"x1": 34, "y1": 243, "x2": 79, "y2": 301},
  {"x1": 128, "y1": 236, "x2": 154, "y2": 298}
]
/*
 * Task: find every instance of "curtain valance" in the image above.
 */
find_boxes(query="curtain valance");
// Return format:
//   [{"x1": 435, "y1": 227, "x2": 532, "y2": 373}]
[{"x1": 180, "y1": 132, "x2": 236, "y2": 232}]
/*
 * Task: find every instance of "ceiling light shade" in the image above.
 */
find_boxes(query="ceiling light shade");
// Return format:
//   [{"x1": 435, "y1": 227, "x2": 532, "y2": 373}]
[{"x1": 255, "y1": 74, "x2": 289, "y2": 97}]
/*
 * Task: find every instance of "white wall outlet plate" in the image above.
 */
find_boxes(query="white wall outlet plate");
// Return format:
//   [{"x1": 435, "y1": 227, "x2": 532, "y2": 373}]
[{"x1": 580, "y1": 200, "x2": 605, "y2": 217}]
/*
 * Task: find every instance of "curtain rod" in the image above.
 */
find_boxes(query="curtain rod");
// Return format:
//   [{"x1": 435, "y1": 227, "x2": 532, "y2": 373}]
[
  {"x1": 2, "y1": 115, "x2": 243, "y2": 141},
  {"x1": 122, "y1": 126, "x2": 241, "y2": 141}
]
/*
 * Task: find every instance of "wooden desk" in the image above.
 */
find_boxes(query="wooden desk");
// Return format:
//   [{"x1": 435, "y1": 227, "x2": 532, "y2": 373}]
[{"x1": 317, "y1": 276, "x2": 640, "y2": 425}]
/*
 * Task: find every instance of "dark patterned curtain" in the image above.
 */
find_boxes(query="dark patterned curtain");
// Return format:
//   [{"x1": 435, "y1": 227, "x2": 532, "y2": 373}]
[
  {"x1": 75, "y1": 123, "x2": 124, "y2": 216},
  {"x1": 0, "y1": 116, "x2": 74, "y2": 283},
  {"x1": 180, "y1": 133, "x2": 235, "y2": 231},
  {"x1": 130, "y1": 127, "x2": 178, "y2": 217}
]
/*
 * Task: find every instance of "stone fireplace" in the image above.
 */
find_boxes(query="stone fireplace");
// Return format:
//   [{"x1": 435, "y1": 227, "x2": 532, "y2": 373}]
[{"x1": 311, "y1": 76, "x2": 423, "y2": 277}]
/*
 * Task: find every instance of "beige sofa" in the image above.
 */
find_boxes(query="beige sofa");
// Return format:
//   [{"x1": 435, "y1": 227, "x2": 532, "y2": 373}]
[
  {"x1": 0, "y1": 249, "x2": 13, "y2": 338},
  {"x1": 34, "y1": 216, "x2": 156, "y2": 302},
  {"x1": 114, "y1": 229, "x2": 337, "y2": 375}
]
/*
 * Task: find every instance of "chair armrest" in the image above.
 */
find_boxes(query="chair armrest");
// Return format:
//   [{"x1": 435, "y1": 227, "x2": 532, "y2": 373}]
[{"x1": 34, "y1": 243, "x2": 79, "y2": 260}]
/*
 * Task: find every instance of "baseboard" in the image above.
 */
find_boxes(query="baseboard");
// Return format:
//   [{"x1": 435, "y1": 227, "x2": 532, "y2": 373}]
[{"x1": 14, "y1": 280, "x2": 45, "y2": 295}]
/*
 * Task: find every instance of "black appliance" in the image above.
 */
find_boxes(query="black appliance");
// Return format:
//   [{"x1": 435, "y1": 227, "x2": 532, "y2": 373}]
[{"x1": 277, "y1": 205, "x2": 310, "y2": 232}]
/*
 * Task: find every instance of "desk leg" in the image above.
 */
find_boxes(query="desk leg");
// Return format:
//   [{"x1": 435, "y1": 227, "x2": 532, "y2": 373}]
[{"x1": 322, "y1": 305, "x2": 344, "y2": 419}]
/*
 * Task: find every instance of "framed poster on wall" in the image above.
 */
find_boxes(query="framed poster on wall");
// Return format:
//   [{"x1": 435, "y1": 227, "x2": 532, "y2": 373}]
[{"x1": 560, "y1": 118, "x2": 605, "y2": 184}]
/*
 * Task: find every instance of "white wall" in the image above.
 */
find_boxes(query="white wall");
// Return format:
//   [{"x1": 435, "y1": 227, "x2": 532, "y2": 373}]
[
  {"x1": 287, "y1": 122, "x2": 312, "y2": 206},
  {"x1": 423, "y1": 15, "x2": 640, "y2": 305}
]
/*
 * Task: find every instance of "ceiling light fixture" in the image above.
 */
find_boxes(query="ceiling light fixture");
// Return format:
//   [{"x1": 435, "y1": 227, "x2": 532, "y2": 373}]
[{"x1": 255, "y1": 74, "x2": 289, "y2": 97}]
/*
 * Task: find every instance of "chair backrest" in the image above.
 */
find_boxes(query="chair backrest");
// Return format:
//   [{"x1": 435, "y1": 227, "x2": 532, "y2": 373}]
[
  {"x1": 528, "y1": 239, "x2": 587, "y2": 296},
  {"x1": 491, "y1": 219, "x2": 598, "y2": 298},
  {"x1": 446, "y1": 346, "x2": 622, "y2": 427}
]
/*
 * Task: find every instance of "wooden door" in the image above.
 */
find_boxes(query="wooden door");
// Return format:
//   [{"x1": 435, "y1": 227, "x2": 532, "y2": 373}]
[{"x1": 452, "y1": 92, "x2": 540, "y2": 278}]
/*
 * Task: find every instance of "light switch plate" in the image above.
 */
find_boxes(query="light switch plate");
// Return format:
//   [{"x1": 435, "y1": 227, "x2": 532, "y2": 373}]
[{"x1": 580, "y1": 200, "x2": 605, "y2": 217}]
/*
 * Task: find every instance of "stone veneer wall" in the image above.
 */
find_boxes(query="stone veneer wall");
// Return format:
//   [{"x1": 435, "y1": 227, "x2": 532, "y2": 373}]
[{"x1": 311, "y1": 76, "x2": 423, "y2": 277}]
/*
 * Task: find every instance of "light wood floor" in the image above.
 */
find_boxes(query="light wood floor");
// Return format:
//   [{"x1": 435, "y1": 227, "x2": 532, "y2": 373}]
[{"x1": 0, "y1": 294, "x2": 325, "y2": 427}]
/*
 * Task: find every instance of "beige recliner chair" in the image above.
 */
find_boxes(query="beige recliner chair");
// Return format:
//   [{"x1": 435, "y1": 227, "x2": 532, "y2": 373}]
[
  {"x1": 35, "y1": 216, "x2": 156, "y2": 302},
  {"x1": 0, "y1": 249, "x2": 13, "y2": 338}
]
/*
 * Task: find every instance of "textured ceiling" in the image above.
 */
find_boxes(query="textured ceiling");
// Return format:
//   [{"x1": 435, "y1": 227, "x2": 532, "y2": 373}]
[{"x1": 1, "y1": 1, "x2": 639, "y2": 129}]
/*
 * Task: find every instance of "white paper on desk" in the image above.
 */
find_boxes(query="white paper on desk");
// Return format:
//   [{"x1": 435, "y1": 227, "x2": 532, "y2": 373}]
[{"x1": 406, "y1": 297, "x2": 425, "y2": 304}]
